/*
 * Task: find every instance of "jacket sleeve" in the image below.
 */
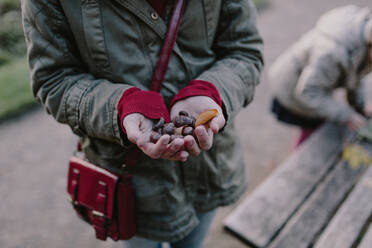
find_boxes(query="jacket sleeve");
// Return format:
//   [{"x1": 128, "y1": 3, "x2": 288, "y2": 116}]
[
  {"x1": 294, "y1": 53, "x2": 354, "y2": 123},
  {"x1": 196, "y1": 0, "x2": 264, "y2": 121},
  {"x1": 22, "y1": 0, "x2": 132, "y2": 146}
]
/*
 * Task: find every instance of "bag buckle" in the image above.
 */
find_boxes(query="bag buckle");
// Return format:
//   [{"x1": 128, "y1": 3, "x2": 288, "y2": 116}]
[
  {"x1": 92, "y1": 180, "x2": 109, "y2": 240},
  {"x1": 68, "y1": 195, "x2": 78, "y2": 206},
  {"x1": 92, "y1": 210, "x2": 105, "y2": 218}
]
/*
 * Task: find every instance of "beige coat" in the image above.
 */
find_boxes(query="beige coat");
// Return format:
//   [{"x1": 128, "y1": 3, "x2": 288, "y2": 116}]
[{"x1": 270, "y1": 5, "x2": 372, "y2": 123}]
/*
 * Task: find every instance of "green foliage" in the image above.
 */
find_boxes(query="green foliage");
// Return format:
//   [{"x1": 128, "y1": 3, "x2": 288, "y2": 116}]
[
  {"x1": 0, "y1": 49, "x2": 12, "y2": 66},
  {"x1": 0, "y1": 2, "x2": 34, "y2": 120},
  {"x1": 0, "y1": 1, "x2": 32, "y2": 120},
  {"x1": 0, "y1": 0, "x2": 20, "y2": 15},
  {"x1": 0, "y1": 10, "x2": 25, "y2": 55},
  {"x1": 254, "y1": 0, "x2": 268, "y2": 10},
  {"x1": 0, "y1": 58, "x2": 36, "y2": 120}
]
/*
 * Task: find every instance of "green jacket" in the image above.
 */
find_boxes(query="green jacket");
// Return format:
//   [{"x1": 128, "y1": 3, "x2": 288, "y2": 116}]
[{"x1": 22, "y1": 0, "x2": 263, "y2": 242}]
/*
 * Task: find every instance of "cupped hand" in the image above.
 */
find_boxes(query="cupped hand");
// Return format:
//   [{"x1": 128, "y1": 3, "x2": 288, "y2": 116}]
[
  {"x1": 123, "y1": 113, "x2": 189, "y2": 161},
  {"x1": 170, "y1": 96, "x2": 225, "y2": 154}
]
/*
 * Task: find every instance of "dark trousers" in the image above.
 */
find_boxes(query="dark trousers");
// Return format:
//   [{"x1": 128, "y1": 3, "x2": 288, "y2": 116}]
[{"x1": 271, "y1": 98, "x2": 324, "y2": 147}]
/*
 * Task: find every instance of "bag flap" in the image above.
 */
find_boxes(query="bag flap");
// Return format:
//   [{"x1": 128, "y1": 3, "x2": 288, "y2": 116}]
[{"x1": 67, "y1": 156, "x2": 119, "y2": 220}]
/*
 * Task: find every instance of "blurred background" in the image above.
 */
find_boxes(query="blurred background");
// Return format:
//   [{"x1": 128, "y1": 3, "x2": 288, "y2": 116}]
[
  {"x1": 0, "y1": 0, "x2": 371, "y2": 248},
  {"x1": 0, "y1": 0, "x2": 33, "y2": 122}
]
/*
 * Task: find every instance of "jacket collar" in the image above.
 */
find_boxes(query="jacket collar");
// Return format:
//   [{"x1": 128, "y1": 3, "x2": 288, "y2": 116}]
[
  {"x1": 113, "y1": 0, "x2": 184, "y2": 58},
  {"x1": 115, "y1": 0, "x2": 167, "y2": 38}
]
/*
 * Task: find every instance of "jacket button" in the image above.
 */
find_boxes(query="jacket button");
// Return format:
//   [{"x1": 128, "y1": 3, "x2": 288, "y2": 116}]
[{"x1": 151, "y1": 12, "x2": 159, "y2": 20}]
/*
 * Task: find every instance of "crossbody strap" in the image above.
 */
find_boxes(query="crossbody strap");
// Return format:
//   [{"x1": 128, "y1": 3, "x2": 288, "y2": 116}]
[
  {"x1": 150, "y1": 0, "x2": 186, "y2": 92},
  {"x1": 124, "y1": 0, "x2": 186, "y2": 167}
]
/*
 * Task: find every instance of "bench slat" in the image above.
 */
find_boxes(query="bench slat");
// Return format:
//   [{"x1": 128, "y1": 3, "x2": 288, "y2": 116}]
[
  {"x1": 224, "y1": 124, "x2": 348, "y2": 248},
  {"x1": 269, "y1": 159, "x2": 367, "y2": 248},
  {"x1": 314, "y1": 165, "x2": 372, "y2": 248}
]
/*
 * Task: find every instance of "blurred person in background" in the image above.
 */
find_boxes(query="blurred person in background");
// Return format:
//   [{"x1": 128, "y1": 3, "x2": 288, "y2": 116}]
[
  {"x1": 269, "y1": 5, "x2": 372, "y2": 148},
  {"x1": 21, "y1": 0, "x2": 263, "y2": 247}
]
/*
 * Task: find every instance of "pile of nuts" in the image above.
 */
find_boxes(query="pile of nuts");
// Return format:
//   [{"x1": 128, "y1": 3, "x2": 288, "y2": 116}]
[{"x1": 150, "y1": 109, "x2": 218, "y2": 143}]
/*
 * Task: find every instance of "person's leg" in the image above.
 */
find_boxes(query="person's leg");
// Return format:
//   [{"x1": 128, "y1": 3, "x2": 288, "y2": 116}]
[
  {"x1": 123, "y1": 236, "x2": 162, "y2": 248},
  {"x1": 170, "y1": 209, "x2": 218, "y2": 248}
]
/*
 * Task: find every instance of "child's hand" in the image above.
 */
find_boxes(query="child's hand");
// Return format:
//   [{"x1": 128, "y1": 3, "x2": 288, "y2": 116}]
[
  {"x1": 364, "y1": 102, "x2": 372, "y2": 117},
  {"x1": 170, "y1": 96, "x2": 225, "y2": 154},
  {"x1": 345, "y1": 112, "x2": 367, "y2": 130},
  {"x1": 123, "y1": 113, "x2": 189, "y2": 161}
]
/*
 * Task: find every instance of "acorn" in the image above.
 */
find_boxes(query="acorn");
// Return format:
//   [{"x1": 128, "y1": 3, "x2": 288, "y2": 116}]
[
  {"x1": 153, "y1": 117, "x2": 165, "y2": 131},
  {"x1": 150, "y1": 131, "x2": 162, "y2": 143},
  {"x1": 179, "y1": 110, "x2": 189, "y2": 117},
  {"x1": 182, "y1": 126, "x2": 194, "y2": 136},
  {"x1": 173, "y1": 115, "x2": 195, "y2": 127},
  {"x1": 163, "y1": 123, "x2": 175, "y2": 135},
  {"x1": 150, "y1": 109, "x2": 217, "y2": 144}
]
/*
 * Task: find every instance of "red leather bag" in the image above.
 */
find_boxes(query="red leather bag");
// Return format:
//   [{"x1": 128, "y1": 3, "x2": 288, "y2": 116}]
[
  {"x1": 66, "y1": 0, "x2": 185, "y2": 241},
  {"x1": 67, "y1": 156, "x2": 136, "y2": 241}
]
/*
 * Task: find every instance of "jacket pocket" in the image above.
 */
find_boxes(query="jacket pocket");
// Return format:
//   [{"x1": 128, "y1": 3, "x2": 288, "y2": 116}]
[{"x1": 81, "y1": 0, "x2": 110, "y2": 72}]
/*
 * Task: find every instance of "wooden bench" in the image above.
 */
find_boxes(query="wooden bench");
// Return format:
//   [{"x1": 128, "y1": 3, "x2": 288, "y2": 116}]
[{"x1": 224, "y1": 123, "x2": 372, "y2": 248}]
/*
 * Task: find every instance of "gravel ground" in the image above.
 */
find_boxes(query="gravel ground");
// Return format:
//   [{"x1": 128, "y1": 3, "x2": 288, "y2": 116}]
[{"x1": 1, "y1": 0, "x2": 371, "y2": 248}]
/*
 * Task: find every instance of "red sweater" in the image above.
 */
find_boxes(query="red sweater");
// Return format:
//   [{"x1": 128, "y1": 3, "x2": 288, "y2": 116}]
[{"x1": 147, "y1": 0, "x2": 166, "y2": 15}]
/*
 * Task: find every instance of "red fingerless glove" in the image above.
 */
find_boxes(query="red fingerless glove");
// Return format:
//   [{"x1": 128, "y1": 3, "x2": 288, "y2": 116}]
[
  {"x1": 117, "y1": 87, "x2": 171, "y2": 133},
  {"x1": 170, "y1": 80, "x2": 223, "y2": 108}
]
